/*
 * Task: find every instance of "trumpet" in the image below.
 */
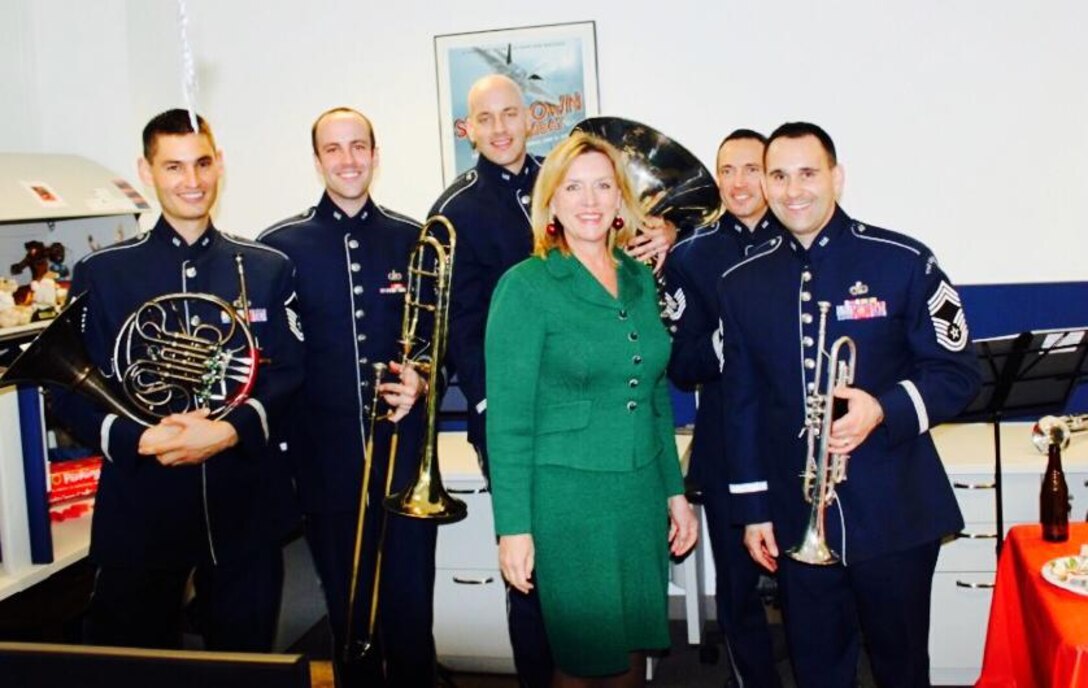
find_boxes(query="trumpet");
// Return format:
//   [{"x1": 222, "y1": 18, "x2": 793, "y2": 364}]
[
  {"x1": 788, "y1": 302, "x2": 858, "y2": 566},
  {"x1": 0, "y1": 254, "x2": 258, "y2": 425},
  {"x1": 1032, "y1": 414, "x2": 1088, "y2": 453},
  {"x1": 342, "y1": 215, "x2": 466, "y2": 662}
]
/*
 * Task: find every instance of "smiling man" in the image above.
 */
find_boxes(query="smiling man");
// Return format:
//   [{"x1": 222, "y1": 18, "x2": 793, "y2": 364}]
[
  {"x1": 260, "y1": 107, "x2": 432, "y2": 687},
  {"x1": 663, "y1": 128, "x2": 783, "y2": 688},
  {"x1": 718, "y1": 122, "x2": 981, "y2": 687},
  {"x1": 51, "y1": 109, "x2": 304, "y2": 652}
]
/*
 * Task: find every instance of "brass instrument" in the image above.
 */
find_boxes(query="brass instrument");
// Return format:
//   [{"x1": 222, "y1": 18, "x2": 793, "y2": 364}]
[
  {"x1": 0, "y1": 255, "x2": 258, "y2": 425},
  {"x1": 383, "y1": 215, "x2": 466, "y2": 522},
  {"x1": 788, "y1": 302, "x2": 858, "y2": 566},
  {"x1": 572, "y1": 117, "x2": 723, "y2": 229},
  {"x1": 342, "y1": 215, "x2": 466, "y2": 662},
  {"x1": 1032, "y1": 414, "x2": 1088, "y2": 453},
  {"x1": 572, "y1": 117, "x2": 723, "y2": 321}
]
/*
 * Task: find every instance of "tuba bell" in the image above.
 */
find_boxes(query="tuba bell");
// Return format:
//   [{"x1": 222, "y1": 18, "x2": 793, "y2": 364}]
[
  {"x1": 0, "y1": 254, "x2": 259, "y2": 425},
  {"x1": 572, "y1": 116, "x2": 723, "y2": 230}
]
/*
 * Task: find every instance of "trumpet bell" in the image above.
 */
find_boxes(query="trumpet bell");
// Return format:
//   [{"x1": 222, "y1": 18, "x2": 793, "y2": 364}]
[
  {"x1": 1032, "y1": 415, "x2": 1072, "y2": 453},
  {"x1": 573, "y1": 117, "x2": 722, "y2": 229},
  {"x1": 786, "y1": 527, "x2": 840, "y2": 566}
]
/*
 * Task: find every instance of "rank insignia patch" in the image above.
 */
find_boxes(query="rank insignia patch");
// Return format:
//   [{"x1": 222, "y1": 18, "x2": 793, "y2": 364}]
[
  {"x1": 664, "y1": 288, "x2": 686, "y2": 322},
  {"x1": 927, "y1": 280, "x2": 968, "y2": 351},
  {"x1": 836, "y1": 297, "x2": 887, "y2": 321}
]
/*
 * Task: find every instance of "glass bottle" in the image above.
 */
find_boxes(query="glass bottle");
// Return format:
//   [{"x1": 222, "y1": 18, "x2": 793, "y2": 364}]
[{"x1": 1040, "y1": 441, "x2": 1070, "y2": 542}]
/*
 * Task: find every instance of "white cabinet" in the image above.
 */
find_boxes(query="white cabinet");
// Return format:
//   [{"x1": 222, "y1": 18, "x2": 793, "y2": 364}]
[
  {"x1": 928, "y1": 422, "x2": 1088, "y2": 685},
  {"x1": 434, "y1": 434, "x2": 515, "y2": 673}
]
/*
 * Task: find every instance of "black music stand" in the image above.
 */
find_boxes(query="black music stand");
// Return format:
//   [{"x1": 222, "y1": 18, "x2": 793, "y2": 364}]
[{"x1": 959, "y1": 326, "x2": 1088, "y2": 554}]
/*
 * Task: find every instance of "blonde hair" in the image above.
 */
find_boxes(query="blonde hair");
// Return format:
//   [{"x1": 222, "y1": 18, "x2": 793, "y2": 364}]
[{"x1": 531, "y1": 132, "x2": 643, "y2": 258}]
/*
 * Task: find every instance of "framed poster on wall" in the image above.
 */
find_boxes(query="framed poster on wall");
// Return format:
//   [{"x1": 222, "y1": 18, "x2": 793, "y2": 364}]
[{"x1": 434, "y1": 21, "x2": 600, "y2": 184}]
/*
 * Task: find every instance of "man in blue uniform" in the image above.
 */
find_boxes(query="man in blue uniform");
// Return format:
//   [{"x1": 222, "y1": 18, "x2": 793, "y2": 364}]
[
  {"x1": 51, "y1": 109, "x2": 304, "y2": 651},
  {"x1": 432, "y1": 74, "x2": 673, "y2": 687},
  {"x1": 259, "y1": 107, "x2": 429, "y2": 687},
  {"x1": 719, "y1": 122, "x2": 981, "y2": 687},
  {"x1": 665, "y1": 129, "x2": 782, "y2": 688}
]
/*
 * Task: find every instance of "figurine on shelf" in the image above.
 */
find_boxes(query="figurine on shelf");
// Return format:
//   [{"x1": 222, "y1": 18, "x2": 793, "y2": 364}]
[
  {"x1": 10, "y1": 240, "x2": 69, "y2": 305},
  {"x1": 0, "y1": 276, "x2": 32, "y2": 328}
]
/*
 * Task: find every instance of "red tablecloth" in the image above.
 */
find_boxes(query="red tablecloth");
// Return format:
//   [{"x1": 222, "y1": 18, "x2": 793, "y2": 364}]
[{"x1": 976, "y1": 523, "x2": 1088, "y2": 687}]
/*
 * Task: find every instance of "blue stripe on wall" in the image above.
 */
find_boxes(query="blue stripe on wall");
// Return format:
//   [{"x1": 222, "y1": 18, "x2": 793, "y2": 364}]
[{"x1": 670, "y1": 281, "x2": 1088, "y2": 426}]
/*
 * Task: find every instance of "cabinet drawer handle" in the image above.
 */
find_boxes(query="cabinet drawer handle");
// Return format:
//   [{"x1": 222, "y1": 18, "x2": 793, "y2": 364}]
[
  {"x1": 956, "y1": 531, "x2": 998, "y2": 540},
  {"x1": 448, "y1": 486, "x2": 490, "y2": 494},
  {"x1": 955, "y1": 580, "x2": 995, "y2": 589},
  {"x1": 451, "y1": 576, "x2": 495, "y2": 585},
  {"x1": 953, "y1": 481, "x2": 996, "y2": 490}
]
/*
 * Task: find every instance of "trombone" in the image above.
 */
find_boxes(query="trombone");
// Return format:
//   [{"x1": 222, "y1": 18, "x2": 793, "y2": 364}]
[{"x1": 342, "y1": 215, "x2": 467, "y2": 662}]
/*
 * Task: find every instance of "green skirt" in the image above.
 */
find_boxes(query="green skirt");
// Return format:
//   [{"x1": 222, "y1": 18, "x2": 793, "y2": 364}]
[{"x1": 531, "y1": 459, "x2": 672, "y2": 676}]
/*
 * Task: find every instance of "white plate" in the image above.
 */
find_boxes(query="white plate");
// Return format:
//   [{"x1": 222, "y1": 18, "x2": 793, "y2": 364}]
[{"x1": 1041, "y1": 555, "x2": 1088, "y2": 596}]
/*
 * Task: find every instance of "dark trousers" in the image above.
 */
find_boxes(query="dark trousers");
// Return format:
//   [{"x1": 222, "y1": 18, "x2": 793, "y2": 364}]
[
  {"x1": 83, "y1": 548, "x2": 284, "y2": 652},
  {"x1": 703, "y1": 491, "x2": 781, "y2": 688},
  {"x1": 476, "y1": 444, "x2": 554, "y2": 688},
  {"x1": 304, "y1": 509, "x2": 438, "y2": 688},
  {"x1": 777, "y1": 539, "x2": 941, "y2": 688}
]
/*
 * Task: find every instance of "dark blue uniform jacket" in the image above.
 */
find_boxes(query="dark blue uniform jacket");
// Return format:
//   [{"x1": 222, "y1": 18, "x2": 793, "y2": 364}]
[
  {"x1": 430, "y1": 154, "x2": 542, "y2": 448},
  {"x1": 719, "y1": 207, "x2": 980, "y2": 563},
  {"x1": 51, "y1": 218, "x2": 304, "y2": 567},
  {"x1": 260, "y1": 194, "x2": 424, "y2": 513},
  {"x1": 664, "y1": 211, "x2": 781, "y2": 493}
]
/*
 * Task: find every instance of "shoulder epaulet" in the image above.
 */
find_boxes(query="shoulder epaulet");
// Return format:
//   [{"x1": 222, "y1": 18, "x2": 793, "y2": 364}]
[
  {"x1": 671, "y1": 220, "x2": 721, "y2": 253},
  {"x1": 849, "y1": 221, "x2": 926, "y2": 257},
  {"x1": 221, "y1": 233, "x2": 291, "y2": 261},
  {"x1": 721, "y1": 235, "x2": 783, "y2": 279},
  {"x1": 374, "y1": 204, "x2": 422, "y2": 230},
  {"x1": 76, "y1": 232, "x2": 151, "y2": 265},
  {"x1": 434, "y1": 170, "x2": 479, "y2": 214},
  {"x1": 259, "y1": 207, "x2": 316, "y2": 240}
]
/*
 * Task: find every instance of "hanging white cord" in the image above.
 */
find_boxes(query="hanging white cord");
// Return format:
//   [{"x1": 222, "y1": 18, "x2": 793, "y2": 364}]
[{"x1": 177, "y1": 0, "x2": 199, "y2": 131}]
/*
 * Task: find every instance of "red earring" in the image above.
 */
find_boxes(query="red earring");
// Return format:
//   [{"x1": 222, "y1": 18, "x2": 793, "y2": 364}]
[
  {"x1": 546, "y1": 221, "x2": 558, "y2": 235},
  {"x1": 612, "y1": 216, "x2": 625, "y2": 230}
]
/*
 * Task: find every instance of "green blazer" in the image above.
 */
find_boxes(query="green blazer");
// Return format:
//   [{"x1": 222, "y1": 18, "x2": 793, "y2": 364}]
[{"x1": 485, "y1": 248, "x2": 684, "y2": 535}]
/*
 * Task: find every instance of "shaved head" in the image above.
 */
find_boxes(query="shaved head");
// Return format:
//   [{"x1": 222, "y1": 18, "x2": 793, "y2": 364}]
[
  {"x1": 467, "y1": 74, "x2": 523, "y2": 116},
  {"x1": 465, "y1": 73, "x2": 530, "y2": 173}
]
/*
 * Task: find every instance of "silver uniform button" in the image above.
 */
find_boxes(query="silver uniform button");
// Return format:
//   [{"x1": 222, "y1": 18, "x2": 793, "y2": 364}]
[
  {"x1": 348, "y1": 239, "x2": 359, "y2": 249},
  {"x1": 185, "y1": 266, "x2": 197, "y2": 278},
  {"x1": 351, "y1": 263, "x2": 361, "y2": 272},
  {"x1": 520, "y1": 194, "x2": 531, "y2": 205},
  {"x1": 803, "y1": 336, "x2": 815, "y2": 347},
  {"x1": 359, "y1": 357, "x2": 369, "y2": 365},
  {"x1": 801, "y1": 271, "x2": 812, "y2": 282},
  {"x1": 358, "y1": 334, "x2": 367, "y2": 342},
  {"x1": 190, "y1": 315, "x2": 201, "y2": 326},
  {"x1": 355, "y1": 309, "x2": 365, "y2": 318},
  {"x1": 804, "y1": 358, "x2": 816, "y2": 369},
  {"x1": 354, "y1": 285, "x2": 363, "y2": 295},
  {"x1": 801, "y1": 292, "x2": 812, "y2": 302},
  {"x1": 802, "y1": 313, "x2": 814, "y2": 325}
]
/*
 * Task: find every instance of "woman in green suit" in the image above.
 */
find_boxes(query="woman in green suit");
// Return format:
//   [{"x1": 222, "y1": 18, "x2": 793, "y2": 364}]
[{"x1": 485, "y1": 132, "x2": 699, "y2": 687}]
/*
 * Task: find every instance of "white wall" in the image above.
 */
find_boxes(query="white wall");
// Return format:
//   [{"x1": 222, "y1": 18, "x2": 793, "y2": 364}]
[{"x1": 2, "y1": 0, "x2": 1085, "y2": 283}]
